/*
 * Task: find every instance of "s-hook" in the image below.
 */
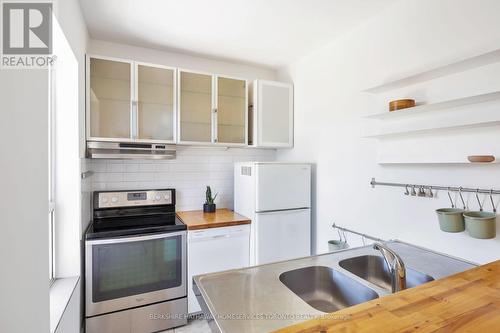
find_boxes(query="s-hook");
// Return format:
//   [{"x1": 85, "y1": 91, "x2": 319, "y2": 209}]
[
  {"x1": 447, "y1": 187, "x2": 455, "y2": 208},
  {"x1": 458, "y1": 187, "x2": 466, "y2": 210},
  {"x1": 476, "y1": 189, "x2": 483, "y2": 212},
  {"x1": 490, "y1": 189, "x2": 497, "y2": 213}
]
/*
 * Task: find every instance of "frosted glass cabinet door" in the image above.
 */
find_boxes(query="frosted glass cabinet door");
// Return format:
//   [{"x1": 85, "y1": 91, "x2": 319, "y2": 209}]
[
  {"x1": 137, "y1": 64, "x2": 175, "y2": 141},
  {"x1": 89, "y1": 57, "x2": 132, "y2": 139},
  {"x1": 257, "y1": 80, "x2": 293, "y2": 147},
  {"x1": 179, "y1": 71, "x2": 213, "y2": 143},
  {"x1": 216, "y1": 77, "x2": 247, "y2": 144}
]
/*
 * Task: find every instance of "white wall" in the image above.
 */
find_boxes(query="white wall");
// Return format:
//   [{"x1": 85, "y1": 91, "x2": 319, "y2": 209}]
[
  {"x1": 54, "y1": 0, "x2": 90, "y2": 158},
  {"x1": 0, "y1": 70, "x2": 50, "y2": 333},
  {"x1": 52, "y1": 1, "x2": 89, "y2": 333},
  {"x1": 53, "y1": 15, "x2": 82, "y2": 279},
  {"x1": 277, "y1": 0, "x2": 500, "y2": 264},
  {"x1": 88, "y1": 39, "x2": 277, "y2": 81}
]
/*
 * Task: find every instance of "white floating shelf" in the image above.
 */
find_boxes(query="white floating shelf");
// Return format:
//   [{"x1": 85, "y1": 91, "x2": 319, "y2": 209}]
[
  {"x1": 362, "y1": 49, "x2": 500, "y2": 94},
  {"x1": 378, "y1": 160, "x2": 500, "y2": 165},
  {"x1": 363, "y1": 91, "x2": 500, "y2": 120},
  {"x1": 363, "y1": 120, "x2": 500, "y2": 139}
]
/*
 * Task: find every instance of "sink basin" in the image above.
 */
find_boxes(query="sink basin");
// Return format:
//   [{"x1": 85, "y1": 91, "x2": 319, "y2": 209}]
[
  {"x1": 339, "y1": 255, "x2": 434, "y2": 290},
  {"x1": 279, "y1": 266, "x2": 379, "y2": 313}
]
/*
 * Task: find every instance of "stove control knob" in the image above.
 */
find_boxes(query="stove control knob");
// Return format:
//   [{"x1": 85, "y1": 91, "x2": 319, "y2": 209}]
[
  {"x1": 111, "y1": 197, "x2": 118, "y2": 203},
  {"x1": 164, "y1": 194, "x2": 170, "y2": 201},
  {"x1": 101, "y1": 197, "x2": 108, "y2": 204},
  {"x1": 155, "y1": 194, "x2": 161, "y2": 201}
]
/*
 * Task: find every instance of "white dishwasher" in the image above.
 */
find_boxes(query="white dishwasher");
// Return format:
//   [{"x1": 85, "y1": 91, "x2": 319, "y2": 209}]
[{"x1": 187, "y1": 224, "x2": 250, "y2": 313}]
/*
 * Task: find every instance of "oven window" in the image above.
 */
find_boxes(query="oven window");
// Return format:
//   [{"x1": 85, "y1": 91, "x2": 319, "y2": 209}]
[{"x1": 92, "y1": 235, "x2": 182, "y2": 302}]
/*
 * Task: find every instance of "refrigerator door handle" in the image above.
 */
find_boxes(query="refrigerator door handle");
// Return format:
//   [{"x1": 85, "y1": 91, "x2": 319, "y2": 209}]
[{"x1": 255, "y1": 207, "x2": 310, "y2": 214}]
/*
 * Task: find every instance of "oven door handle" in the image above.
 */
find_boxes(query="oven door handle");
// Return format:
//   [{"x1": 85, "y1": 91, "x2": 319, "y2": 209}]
[{"x1": 86, "y1": 230, "x2": 186, "y2": 245}]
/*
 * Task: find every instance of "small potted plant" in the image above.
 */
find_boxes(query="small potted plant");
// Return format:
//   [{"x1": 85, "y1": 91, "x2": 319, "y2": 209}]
[{"x1": 203, "y1": 186, "x2": 217, "y2": 213}]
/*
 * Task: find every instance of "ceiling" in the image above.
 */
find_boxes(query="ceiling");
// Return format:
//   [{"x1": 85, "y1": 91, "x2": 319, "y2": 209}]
[{"x1": 79, "y1": 0, "x2": 398, "y2": 68}]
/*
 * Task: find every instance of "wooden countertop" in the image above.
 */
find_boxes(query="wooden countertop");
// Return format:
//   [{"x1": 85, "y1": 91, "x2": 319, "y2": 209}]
[
  {"x1": 275, "y1": 260, "x2": 500, "y2": 333},
  {"x1": 176, "y1": 208, "x2": 251, "y2": 230}
]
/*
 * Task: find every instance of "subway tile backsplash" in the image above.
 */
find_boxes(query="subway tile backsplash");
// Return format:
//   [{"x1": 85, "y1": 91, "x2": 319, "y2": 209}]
[{"x1": 86, "y1": 146, "x2": 276, "y2": 211}]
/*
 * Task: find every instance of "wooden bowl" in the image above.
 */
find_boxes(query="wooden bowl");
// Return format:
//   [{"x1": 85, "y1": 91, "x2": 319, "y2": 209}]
[
  {"x1": 389, "y1": 99, "x2": 416, "y2": 112},
  {"x1": 467, "y1": 155, "x2": 495, "y2": 163}
]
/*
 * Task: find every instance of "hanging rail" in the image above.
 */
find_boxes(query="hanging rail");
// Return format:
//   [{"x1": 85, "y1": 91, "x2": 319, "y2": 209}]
[
  {"x1": 332, "y1": 223, "x2": 385, "y2": 242},
  {"x1": 370, "y1": 178, "x2": 500, "y2": 195}
]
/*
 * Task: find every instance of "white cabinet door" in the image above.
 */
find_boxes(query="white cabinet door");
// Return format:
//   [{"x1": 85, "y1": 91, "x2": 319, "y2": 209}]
[
  {"x1": 215, "y1": 76, "x2": 248, "y2": 145},
  {"x1": 87, "y1": 56, "x2": 176, "y2": 143},
  {"x1": 136, "y1": 63, "x2": 176, "y2": 143},
  {"x1": 87, "y1": 56, "x2": 134, "y2": 141},
  {"x1": 187, "y1": 225, "x2": 250, "y2": 313},
  {"x1": 178, "y1": 70, "x2": 214, "y2": 144},
  {"x1": 253, "y1": 80, "x2": 293, "y2": 148},
  {"x1": 255, "y1": 209, "x2": 310, "y2": 265}
]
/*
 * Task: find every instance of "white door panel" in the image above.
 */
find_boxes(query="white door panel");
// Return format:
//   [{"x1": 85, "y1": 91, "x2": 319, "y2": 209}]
[
  {"x1": 256, "y1": 164, "x2": 311, "y2": 212},
  {"x1": 187, "y1": 226, "x2": 250, "y2": 313},
  {"x1": 255, "y1": 209, "x2": 310, "y2": 265}
]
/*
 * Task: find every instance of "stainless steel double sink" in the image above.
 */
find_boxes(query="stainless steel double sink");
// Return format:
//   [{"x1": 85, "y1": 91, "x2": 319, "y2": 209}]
[
  {"x1": 279, "y1": 254, "x2": 434, "y2": 313},
  {"x1": 193, "y1": 241, "x2": 476, "y2": 333}
]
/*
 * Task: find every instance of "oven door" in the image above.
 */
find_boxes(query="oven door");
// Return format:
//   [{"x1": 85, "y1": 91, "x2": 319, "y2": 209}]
[{"x1": 85, "y1": 231, "x2": 186, "y2": 317}]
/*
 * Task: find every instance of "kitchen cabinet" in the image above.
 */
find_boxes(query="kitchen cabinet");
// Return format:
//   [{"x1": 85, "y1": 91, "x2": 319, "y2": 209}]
[
  {"x1": 87, "y1": 55, "x2": 176, "y2": 143},
  {"x1": 178, "y1": 70, "x2": 213, "y2": 143},
  {"x1": 178, "y1": 70, "x2": 247, "y2": 145},
  {"x1": 88, "y1": 57, "x2": 133, "y2": 139},
  {"x1": 216, "y1": 76, "x2": 247, "y2": 144},
  {"x1": 87, "y1": 55, "x2": 291, "y2": 149},
  {"x1": 136, "y1": 63, "x2": 176, "y2": 141},
  {"x1": 250, "y1": 80, "x2": 294, "y2": 148}
]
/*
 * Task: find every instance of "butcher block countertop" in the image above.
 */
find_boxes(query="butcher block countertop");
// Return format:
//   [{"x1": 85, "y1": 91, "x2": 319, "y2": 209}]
[
  {"x1": 274, "y1": 259, "x2": 500, "y2": 333},
  {"x1": 176, "y1": 208, "x2": 251, "y2": 230}
]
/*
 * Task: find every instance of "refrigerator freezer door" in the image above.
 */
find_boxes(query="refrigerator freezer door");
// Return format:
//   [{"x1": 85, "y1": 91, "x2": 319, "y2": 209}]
[
  {"x1": 255, "y1": 209, "x2": 311, "y2": 265},
  {"x1": 255, "y1": 164, "x2": 311, "y2": 212}
]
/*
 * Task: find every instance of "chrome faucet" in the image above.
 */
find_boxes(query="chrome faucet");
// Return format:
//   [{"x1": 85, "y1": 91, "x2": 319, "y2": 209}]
[{"x1": 373, "y1": 242, "x2": 406, "y2": 293}]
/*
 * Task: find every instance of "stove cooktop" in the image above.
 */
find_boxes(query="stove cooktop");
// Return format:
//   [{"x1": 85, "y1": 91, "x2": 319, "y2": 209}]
[{"x1": 85, "y1": 213, "x2": 186, "y2": 240}]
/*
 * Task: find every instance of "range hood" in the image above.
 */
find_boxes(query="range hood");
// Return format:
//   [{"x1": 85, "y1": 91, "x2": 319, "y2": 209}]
[{"x1": 87, "y1": 141, "x2": 176, "y2": 160}]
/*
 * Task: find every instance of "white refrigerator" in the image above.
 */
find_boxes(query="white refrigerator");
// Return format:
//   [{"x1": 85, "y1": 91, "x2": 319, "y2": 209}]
[{"x1": 234, "y1": 162, "x2": 311, "y2": 265}]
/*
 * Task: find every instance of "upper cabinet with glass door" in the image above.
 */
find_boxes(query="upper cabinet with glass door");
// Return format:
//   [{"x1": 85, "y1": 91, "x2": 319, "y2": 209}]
[
  {"x1": 178, "y1": 70, "x2": 213, "y2": 144},
  {"x1": 88, "y1": 57, "x2": 132, "y2": 140},
  {"x1": 137, "y1": 63, "x2": 176, "y2": 142},
  {"x1": 87, "y1": 56, "x2": 176, "y2": 143},
  {"x1": 216, "y1": 76, "x2": 247, "y2": 145},
  {"x1": 178, "y1": 70, "x2": 247, "y2": 145}
]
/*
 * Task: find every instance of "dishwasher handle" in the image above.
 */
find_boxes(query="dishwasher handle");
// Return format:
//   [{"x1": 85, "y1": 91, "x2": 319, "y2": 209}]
[{"x1": 188, "y1": 226, "x2": 250, "y2": 241}]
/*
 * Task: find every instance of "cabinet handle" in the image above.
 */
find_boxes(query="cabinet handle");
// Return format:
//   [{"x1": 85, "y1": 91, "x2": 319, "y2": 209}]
[
  {"x1": 131, "y1": 101, "x2": 138, "y2": 139},
  {"x1": 212, "y1": 234, "x2": 229, "y2": 239}
]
